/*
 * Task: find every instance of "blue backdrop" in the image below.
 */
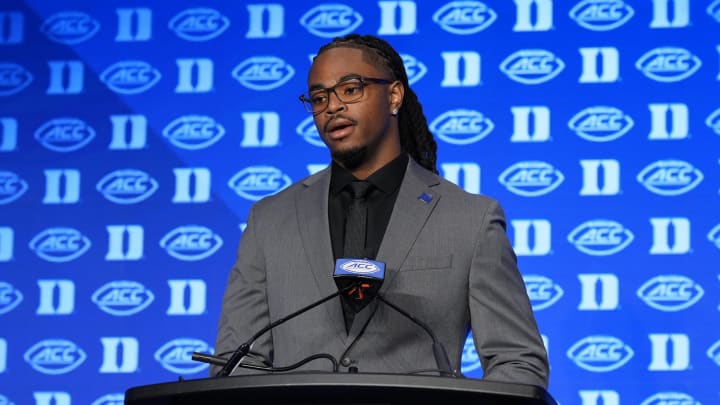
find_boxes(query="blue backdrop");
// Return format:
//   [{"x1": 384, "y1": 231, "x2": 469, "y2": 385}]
[{"x1": 1, "y1": 1, "x2": 719, "y2": 404}]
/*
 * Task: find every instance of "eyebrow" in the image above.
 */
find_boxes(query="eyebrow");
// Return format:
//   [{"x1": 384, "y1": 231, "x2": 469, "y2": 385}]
[{"x1": 308, "y1": 73, "x2": 363, "y2": 92}]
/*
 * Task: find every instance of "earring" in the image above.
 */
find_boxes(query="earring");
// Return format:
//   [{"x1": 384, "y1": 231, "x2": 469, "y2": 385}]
[{"x1": 391, "y1": 108, "x2": 399, "y2": 116}]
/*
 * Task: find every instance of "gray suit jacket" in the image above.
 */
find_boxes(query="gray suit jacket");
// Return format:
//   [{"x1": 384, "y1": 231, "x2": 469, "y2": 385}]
[{"x1": 214, "y1": 158, "x2": 549, "y2": 387}]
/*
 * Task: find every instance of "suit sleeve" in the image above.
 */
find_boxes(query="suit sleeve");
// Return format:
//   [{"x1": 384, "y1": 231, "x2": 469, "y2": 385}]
[
  {"x1": 212, "y1": 204, "x2": 274, "y2": 375},
  {"x1": 468, "y1": 198, "x2": 550, "y2": 387}
]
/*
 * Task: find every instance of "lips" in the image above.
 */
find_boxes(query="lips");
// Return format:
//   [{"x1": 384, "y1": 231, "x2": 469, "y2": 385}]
[{"x1": 324, "y1": 117, "x2": 356, "y2": 139}]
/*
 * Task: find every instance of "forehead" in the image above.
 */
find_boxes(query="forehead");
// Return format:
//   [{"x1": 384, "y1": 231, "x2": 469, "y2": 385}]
[{"x1": 308, "y1": 47, "x2": 381, "y2": 86}]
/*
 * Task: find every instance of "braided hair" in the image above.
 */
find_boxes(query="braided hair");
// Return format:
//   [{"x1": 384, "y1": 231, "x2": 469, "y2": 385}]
[{"x1": 316, "y1": 34, "x2": 438, "y2": 174}]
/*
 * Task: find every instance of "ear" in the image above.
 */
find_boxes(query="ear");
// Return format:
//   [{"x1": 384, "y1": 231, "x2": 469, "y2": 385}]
[{"x1": 388, "y1": 80, "x2": 404, "y2": 114}]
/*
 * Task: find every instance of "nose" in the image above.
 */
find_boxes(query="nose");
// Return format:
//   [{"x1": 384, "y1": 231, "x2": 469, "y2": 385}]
[{"x1": 325, "y1": 89, "x2": 346, "y2": 114}]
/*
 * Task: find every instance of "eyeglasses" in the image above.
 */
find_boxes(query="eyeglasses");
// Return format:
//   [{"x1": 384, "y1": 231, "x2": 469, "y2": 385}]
[{"x1": 299, "y1": 76, "x2": 392, "y2": 114}]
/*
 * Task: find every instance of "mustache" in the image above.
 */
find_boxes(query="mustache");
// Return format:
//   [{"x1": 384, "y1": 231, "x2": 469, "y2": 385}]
[{"x1": 324, "y1": 115, "x2": 357, "y2": 133}]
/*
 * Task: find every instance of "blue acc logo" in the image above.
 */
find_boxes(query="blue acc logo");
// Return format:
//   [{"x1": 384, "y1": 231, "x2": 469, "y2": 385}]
[
  {"x1": 228, "y1": 166, "x2": 292, "y2": 201},
  {"x1": 92, "y1": 281, "x2": 155, "y2": 316},
  {"x1": 0, "y1": 281, "x2": 23, "y2": 315},
  {"x1": 498, "y1": 161, "x2": 564, "y2": 197},
  {"x1": 34, "y1": 118, "x2": 95, "y2": 152},
  {"x1": 91, "y1": 394, "x2": 125, "y2": 405},
  {"x1": 163, "y1": 115, "x2": 225, "y2": 150},
  {"x1": 100, "y1": 61, "x2": 161, "y2": 94},
  {"x1": 430, "y1": 109, "x2": 494, "y2": 145},
  {"x1": 500, "y1": 50, "x2": 565, "y2": 84},
  {"x1": 24, "y1": 339, "x2": 87, "y2": 375},
  {"x1": 523, "y1": 275, "x2": 563, "y2": 311},
  {"x1": 29, "y1": 227, "x2": 91, "y2": 262},
  {"x1": 637, "y1": 275, "x2": 704, "y2": 312},
  {"x1": 160, "y1": 225, "x2": 223, "y2": 261},
  {"x1": 636, "y1": 47, "x2": 702, "y2": 82},
  {"x1": 709, "y1": 224, "x2": 720, "y2": 249},
  {"x1": 41, "y1": 11, "x2": 100, "y2": 44},
  {"x1": 0, "y1": 171, "x2": 28, "y2": 204},
  {"x1": 641, "y1": 392, "x2": 700, "y2": 405},
  {"x1": 296, "y1": 116, "x2": 325, "y2": 147},
  {"x1": 567, "y1": 335, "x2": 633, "y2": 372},
  {"x1": 401, "y1": 54, "x2": 427, "y2": 85},
  {"x1": 433, "y1": 1, "x2": 496, "y2": 34},
  {"x1": 706, "y1": 108, "x2": 720, "y2": 136},
  {"x1": 569, "y1": 0, "x2": 634, "y2": 31},
  {"x1": 154, "y1": 338, "x2": 212, "y2": 374},
  {"x1": 568, "y1": 220, "x2": 634, "y2": 256},
  {"x1": 169, "y1": 8, "x2": 230, "y2": 41},
  {"x1": 97, "y1": 169, "x2": 159, "y2": 204},
  {"x1": 460, "y1": 332, "x2": 482, "y2": 374},
  {"x1": 300, "y1": 4, "x2": 363, "y2": 38},
  {"x1": 0, "y1": 63, "x2": 33, "y2": 96},
  {"x1": 568, "y1": 106, "x2": 634, "y2": 142},
  {"x1": 232, "y1": 56, "x2": 294, "y2": 91},
  {"x1": 637, "y1": 160, "x2": 703, "y2": 196},
  {"x1": 337, "y1": 259, "x2": 384, "y2": 275}
]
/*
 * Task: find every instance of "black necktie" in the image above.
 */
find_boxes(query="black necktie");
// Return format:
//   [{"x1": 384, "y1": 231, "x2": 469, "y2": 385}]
[{"x1": 343, "y1": 181, "x2": 371, "y2": 258}]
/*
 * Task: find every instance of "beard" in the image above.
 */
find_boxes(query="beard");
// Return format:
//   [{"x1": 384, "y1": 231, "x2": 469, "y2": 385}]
[{"x1": 331, "y1": 144, "x2": 368, "y2": 171}]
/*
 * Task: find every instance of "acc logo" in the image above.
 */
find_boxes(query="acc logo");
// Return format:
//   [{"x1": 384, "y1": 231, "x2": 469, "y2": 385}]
[
  {"x1": 523, "y1": 275, "x2": 563, "y2": 311},
  {"x1": 232, "y1": 56, "x2": 295, "y2": 91},
  {"x1": 568, "y1": 106, "x2": 634, "y2": 142},
  {"x1": 568, "y1": 220, "x2": 634, "y2": 256},
  {"x1": 567, "y1": 335, "x2": 633, "y2": 372},
  {"x1": 0, "y1": 63, "x2": 33, "y2": 96},
  {"x1": 24, "y1": 339, "x2": 87, "y2": 374},
  {"x1": 708, "y1": 223, "x2": 720, "y2": 249},
  {"x1": 169, "y1": 8, "x2": 230, "y2": 41},
  {"x1": 0, "y1": 171, "x2": 28, "y2": 204},
  {"x1": 92, "y1": 281, "x2": 155, "y2": 316},
  {"x1": 163, "y1": 115, "x2": 225, "y2": 150},
  {"x1": 300, "y1": 4, "x2": 363, "y2": 38},
  {"x1": 96, "y1": 169, "x2": 159, "y2": 204},
  {"x1": 401, "y1": 54, "x2": 427, "y2": 85},
  {"x1": 296, "y1": 116, "x2": 325, "y2": 147},
  {"x1": 641, "y1": 392, "x2": 700, "y2": 405},
  {"x1": 432, "y1": 1, "x2": 496, "y2": 34},
  {"x1": 706, "y1": 108, "x2": 720, "y2": 136},
  {"x1": 498, "y1": 161, "x2": 564, "y2": 197},
  {"x1": 29, "y1": 227, "x2": 91, "y2": 263},
  {"x1": 460, "y1": 332, "x2": 482, "y2": 373},
  {"x1": 100, "y1": 61, "x2": 161, "y2": 94},
  {"x1": 154, "y1": 338, "x2": 212, "y2": 374},
  {"x1": 636, "y1": 47, "x2": 702, "y2": 82},
  {"x1": 228, "y1": 166, "x2": 292, "y2": 201},
  {"x1": 41, "y1": 11, "x2": 100, "y2": 44},
  {"x1": 637, "y1": 275, "x2": 704, "y2": 312},
  {"x1": 569, "y1": 0, "x2": 634, "y2": 31},
  {"x1": 34, "y1": 118, "x2": 96, "y2": 152},
  {"x1": 160, "y1": 225, "x2": 223, "y2": 261},
  {"x1": 91, "y1": 393, "x2": 125, "y2": 405},
  {"x1": 637, "y1": 160, "x2": 703, "y2": 196},
  {"x1": 500, "y1": 49, "x2": 565, "y2": 85},
  {"x1": 0, "y1": 281, "x2": 23, "y2": 315},
  {"x1": 430, "y1": 109, "x2": 494, "y2": 145},
  {"x1": 339, "y1": 259, "x2": 383, "y2": 275}
]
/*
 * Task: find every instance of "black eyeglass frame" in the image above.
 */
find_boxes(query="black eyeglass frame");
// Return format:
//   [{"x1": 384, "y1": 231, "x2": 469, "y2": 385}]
[{"x1": 299, "y1": 75, "x2": 393, "y2": 114}]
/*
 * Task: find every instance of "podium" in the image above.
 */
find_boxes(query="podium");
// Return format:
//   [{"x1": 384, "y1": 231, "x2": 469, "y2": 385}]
[{"x1": 125, "y1": 373, "x2": 558, "y2": 404}]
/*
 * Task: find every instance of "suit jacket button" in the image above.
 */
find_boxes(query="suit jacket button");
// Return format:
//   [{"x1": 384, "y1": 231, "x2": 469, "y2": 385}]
[{"x1": 341, "y1": 357, "x2": 352, "y2": 367}]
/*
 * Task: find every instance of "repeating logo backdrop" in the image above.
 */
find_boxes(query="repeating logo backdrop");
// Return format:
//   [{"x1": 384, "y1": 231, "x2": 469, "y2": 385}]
[{"x1": 1, "y1": 1, "x2": 719, "y2": 404}]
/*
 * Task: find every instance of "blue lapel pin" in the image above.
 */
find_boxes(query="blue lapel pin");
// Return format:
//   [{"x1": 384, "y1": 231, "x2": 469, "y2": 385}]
[{"x1": 418, "y1": 192, "x2": 432, "y2": 204}]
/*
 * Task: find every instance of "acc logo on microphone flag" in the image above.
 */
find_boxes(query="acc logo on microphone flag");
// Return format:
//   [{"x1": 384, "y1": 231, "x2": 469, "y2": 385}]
[
  {"x1": 430, "y1": 109, "x2": 494, "y2": 145},
  {"x1": 636, "y1": 47, "x2": 702, "y2": 82},
  {"x1": 433, "y1": 1, "x2": 496, "y2": 34},
  {"x1": 34, "y1": 118, "x2": 96, "y2": 152},
  {"x1": 568, "y1": 106, "x2": 634, "y2": 142},
  {"x1": 24, "y1": 339, "x2": 87, "y2": 375},
  {"x1": 160, "y1": 225, "x2": 223, "y2": 261},
  {"x1": 0, "y1": 281, "x2": 23, "y2": 315},
  {"x1": 0, "y1": 63, "x2": 33, "y2": 96},
  {"x1": 641, "y1": 392, "x2": 700, "y2": 405},
  {"x1": 336, "y1": 259, "x2": 385, "y2": 277},
  {"x1": 300, "y1": 4, "x2": 363, "y2": 37},
  {"x1": 296, "y1": 116, "x2": 325, "y2": 147},
  {"x1": 163, "y1": 115, "x2": 225, "y2": 150},
  {"x1": 154, "y1": 338, "x2": 212, "y2": 374},
  {"x1": 169, "y1": 8, "x2": 230, "y2": 41},
  {"x1": 0, "y1": 171, "x2": 28, "y2": 204},
  {"x1": 523, "y1": 275, "x2": 563, "y2": 311},
  {"x1": 499, "y1": 161, "x2": 564, "y2": 197},
  {"x1": 41, "y1": 11, "x2": 100, "y2": 44},
  {"x1": 568, "y1": 220, "x2": 634, "y2": 256},
  {"x1": 101, "y1": 61, "x2": 161, "y2": 94},
  {"x1": 637, "y1": 160, "x2": 703, "y2": 196},
  {"x1": 232, "y1": 56, "x2": 295, "y2": 91},
  {"x1": 637, "y1": 275, "x2": 704, "y2": 312},
  {"x1": 567, "y1": 335, "x2": 633, "y2": 372},
  {"x1": 96, "y1": 169, "x2": 159, "y2": 204},
  {"x1": 29, "y1": 227, "x2": 91, "y2": 262},
  {"x1": 569, "y1": 0, "x2": 634, "y2": 31},
  {"x1": 228, "y1": 166, "x2": 292, "y2": 201},
  {"x1": 92, "y1": 281, "x2": 155, "y2": 316},
  {"x1": 500, "y1": 49, "x2": 565, "y2": 84}
]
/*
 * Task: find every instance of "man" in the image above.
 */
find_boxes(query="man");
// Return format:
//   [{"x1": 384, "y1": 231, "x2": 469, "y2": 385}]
[{"x1": 214, "y1": 34, "x2": 549, "y2": 387}]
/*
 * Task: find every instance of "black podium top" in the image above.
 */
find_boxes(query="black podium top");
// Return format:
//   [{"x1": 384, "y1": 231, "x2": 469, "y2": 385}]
[{"x1": 125, "y1": 372, "x2": 557, "y2": 404}]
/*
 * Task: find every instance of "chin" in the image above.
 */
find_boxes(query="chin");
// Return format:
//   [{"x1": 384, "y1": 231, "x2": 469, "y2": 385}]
[{"x1": 331, "y1": 145, "x2": 368, "y2": 171}]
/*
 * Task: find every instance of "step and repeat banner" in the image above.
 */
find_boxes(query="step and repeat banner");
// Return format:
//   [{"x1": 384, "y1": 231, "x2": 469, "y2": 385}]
[{"x1": 1, "y1": 1, "x2": 720, "y2": 404}]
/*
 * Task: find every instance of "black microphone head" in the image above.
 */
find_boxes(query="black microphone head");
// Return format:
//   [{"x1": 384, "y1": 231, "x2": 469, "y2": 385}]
[{"x1": 333, "y1": 259, "x2": 385, "y2": 312}]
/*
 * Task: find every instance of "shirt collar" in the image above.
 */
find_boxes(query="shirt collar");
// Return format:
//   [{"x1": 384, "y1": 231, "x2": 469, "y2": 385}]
[{"x1": 330, "y1": 153, "x2": 408, "y2": 195}]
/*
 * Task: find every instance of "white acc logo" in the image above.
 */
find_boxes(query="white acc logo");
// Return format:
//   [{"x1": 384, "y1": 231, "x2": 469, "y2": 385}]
[
  {"x1": 641, "y1": 392, "x2": 700, "y2": 405},
  {"x1": 299, "y1": 4, "x2": 362, "y2": 38},
  {"x1": 24, "y1": 339, "x2": 87, "y2": 375},
  {"x1": 169, "y1": 8, "x2": 230, "y2": 41},
  {"x1": 430, "y1": 109, "x2": 493, "y2": 145},
  {"x1": 96, "y1": 169, "x2": 159, "y2": 204},
  {"x1": 228, "y1": 166, "x2": 292, "y2": 201},
  {"x1": 636, "y1": 47, "x2": 702, "y2": 82},
  {"x1": 0, "y1": 171, "x2": 28, "y2": 204},
  {"x1": 0, "y1": 63, "x2": 33, "y2": 96},
  {"x1": 569, "y1": 106, "x2": 633, "y2": 142},
  {"x1": 569, "y1": 0, "x2": 634, "y2": 31},
  {"x1": 568, "y1": 220, "x2": 634, "y2": 256},
  {"x1": 637, "y1": 160, "x2": 703, "y2": 196},
  {"x1": 160, "y1": 225, "x2": 223, "y2": 261},
  {"x1": 499, "y1": 161, "x2": 564, "y2": 197},
  {"x1": 637, "y1": 275, "x2": 704, "y2": 311},
  {"x1": 523, "y1": 275, "x2": 563, "y2": 310},
  {"x1": 500, "y1": 49, "x2": 565, "y2": 84},
  {"x1": 232, "y1": 56, "x2": 294, "y2": 90},
  {"x1": 401, "y1": 54, "x2": 427, "y2": 85},
  {"x1": 433, "y1": 1, "x2": 496, "y2": 34},
  {"x1": 0, "y1": 281, "x2": 23, "y2": 315},
  {"x1": 41, "y1": 11, "x2": 100, "y2": 44},
  {"x1": 567, "y1": 335, "x2": 633, "y2": 372},
  {"x1": 296, "y1": 116, "x2": 324, "y2": 147},
  {"x1": 92, "y1": 281, "x2": 155, "y2": 316},
  {"x1": 100, "y1": 60, "x2": 161, "y2": 94},
  {"x1": 154, "y1": 338, "x2": 212, "y2": 374},
  {"x1": 163, "y1": 115, "x2": 225, "y2": 150},
  {"x1": 34, "y1": 118, "x2": 95, "y2": 152},
  {"x1": 29, "y1": 227, "x2": 91, "y2": 262}
]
